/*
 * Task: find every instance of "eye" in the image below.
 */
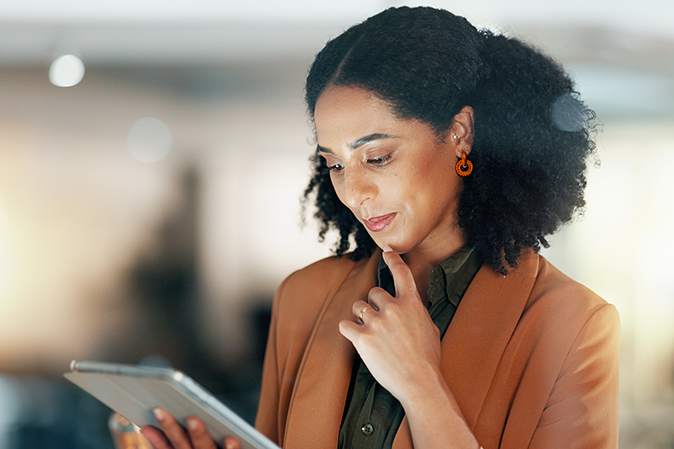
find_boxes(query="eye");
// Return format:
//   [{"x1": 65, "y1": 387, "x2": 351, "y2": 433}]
[
  {"x1": 317, "y1": 151, "x2": 343, "y2": 174},
  {"x1": 328, "y1": 162, "x2": 344, "y2": 173},
  {"x1": 367, "y1": 154, "x2": 391, "y2": 166}
]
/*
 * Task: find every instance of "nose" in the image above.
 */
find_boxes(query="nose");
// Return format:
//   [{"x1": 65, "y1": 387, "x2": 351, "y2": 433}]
[{"x1": 339, "y1": 165, "x2": 377, "y2": 210}]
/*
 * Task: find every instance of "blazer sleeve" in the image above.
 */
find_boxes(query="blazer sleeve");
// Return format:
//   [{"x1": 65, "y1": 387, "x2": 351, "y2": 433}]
[
  {"x1": 529, "y1": 303, "x2": 620, "y2": 449},
  {"x1": 254, "y1": 276, "x2": 285, "y2": 444}
]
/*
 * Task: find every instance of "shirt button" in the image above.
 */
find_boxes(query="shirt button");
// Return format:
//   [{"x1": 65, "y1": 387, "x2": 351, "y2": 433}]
[{"x1": 361, "y1": 423, "x2": 374, "y2": 436}]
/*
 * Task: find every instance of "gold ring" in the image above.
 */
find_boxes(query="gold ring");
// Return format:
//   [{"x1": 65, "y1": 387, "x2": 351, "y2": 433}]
[{"x1": 359, "y1": 306, "x2": 371, "y2": 322}]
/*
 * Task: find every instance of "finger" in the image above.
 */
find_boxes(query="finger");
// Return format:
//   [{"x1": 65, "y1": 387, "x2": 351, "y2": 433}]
[
  {"x1": 366, "y1": 286, "x2": 390, "y2": 312},
  {"x1": 140, "y1": 425, "x2": 173, "y2": 449},
  {"x1": 339, "y1": 319, "x2": 362, "y2": 343},
  {"x1": 223, "y1": 436, "x2": 242, "y2": 449},
  {"x1": 153, "y1": 407, "x2": 192, "y2": 449},
  {"x1": 381, "y1": 249, "x2": 417, "y2": 297},
  {"x1": 351, "y1": 300, "x2": 375, "y2": 323},
  {"x1": 186, "y1": 417, "x2": 217, "y2": 449}
]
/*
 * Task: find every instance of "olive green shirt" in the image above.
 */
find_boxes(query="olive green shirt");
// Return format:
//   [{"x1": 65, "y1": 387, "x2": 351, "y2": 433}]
[{"x1": 338, "y1": 247, "x2": 482, "y2": 449}]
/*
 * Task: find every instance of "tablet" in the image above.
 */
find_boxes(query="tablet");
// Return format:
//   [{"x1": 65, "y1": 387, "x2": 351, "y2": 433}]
[{"x1": 64, "y1": 360, "x2": 280, "y2": 449}]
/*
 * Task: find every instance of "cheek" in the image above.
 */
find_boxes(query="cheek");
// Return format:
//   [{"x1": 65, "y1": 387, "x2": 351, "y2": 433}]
[
  {"x1": 329, "y1": 176, "x2": 353, "y2": 211},
  {"x1": 389, "y1": 167, "x2": 424, "y2": 202},
  {"x1": 402, "y1": 166, "x2": 456, "y2": 211}
]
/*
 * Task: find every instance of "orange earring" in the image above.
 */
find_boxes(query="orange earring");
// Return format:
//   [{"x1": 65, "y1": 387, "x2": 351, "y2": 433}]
[{"x1": 455, "y1": 152, "x2": 473, "y2": 177}]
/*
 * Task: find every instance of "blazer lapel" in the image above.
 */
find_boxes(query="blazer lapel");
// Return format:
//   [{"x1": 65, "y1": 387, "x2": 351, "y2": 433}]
[
  {"x1": 393, "y1": 253, "x2": 539, "y2": 448},
  {"x1": 283, "y1": 251, "x2": 380, "y2": 449},
  {"x1": 443, "y1": 253, "x2": 539, "y2": 425}
]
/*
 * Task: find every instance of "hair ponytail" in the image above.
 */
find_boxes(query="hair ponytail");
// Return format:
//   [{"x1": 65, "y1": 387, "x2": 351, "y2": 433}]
[{"x1": 459, "y1": 31, "x2": 596, "y2": 272}]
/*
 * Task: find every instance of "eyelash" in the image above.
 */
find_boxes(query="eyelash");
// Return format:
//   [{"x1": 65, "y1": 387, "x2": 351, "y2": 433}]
[
  {"x1": 321, "y1": 154, "x2": 391, "y2": 174},
  {"x1": 367, "y1": 155, "x2": 391, "y2": 165},
  {"x1": 327, "y1": 163, "x2": 344, "y2": 173}
]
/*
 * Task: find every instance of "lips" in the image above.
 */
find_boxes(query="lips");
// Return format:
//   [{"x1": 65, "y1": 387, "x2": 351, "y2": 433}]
[{"x1": 363, "y1": 213, "x2": 396, "y2": 232}]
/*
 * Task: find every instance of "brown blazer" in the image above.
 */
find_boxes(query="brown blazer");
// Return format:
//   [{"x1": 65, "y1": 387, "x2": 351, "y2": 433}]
[{"x1": 255, "y1": 249, "x2": 620, "y2": 448}]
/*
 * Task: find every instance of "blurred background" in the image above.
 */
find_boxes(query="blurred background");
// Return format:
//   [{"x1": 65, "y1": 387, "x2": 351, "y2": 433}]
[{"x1": 0, "y1": 0, "x2": 673, "y2": 447}]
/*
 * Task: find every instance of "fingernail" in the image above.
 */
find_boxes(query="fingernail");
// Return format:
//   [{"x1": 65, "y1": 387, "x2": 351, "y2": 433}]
[
  {"x1": 188, "y1": 418, "x2": 198, "y2": 431},
  {"x1": 153, "y1": 407, "x2": 164, "y2": 421},
  {"x1": 383, "y1": 245, "x2": 392, "y2": 253}
]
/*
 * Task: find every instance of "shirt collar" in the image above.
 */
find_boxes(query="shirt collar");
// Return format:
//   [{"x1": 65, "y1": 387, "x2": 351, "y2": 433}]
[{"x1": 377, "y1": 246, "x2": 477, "y2": 309}]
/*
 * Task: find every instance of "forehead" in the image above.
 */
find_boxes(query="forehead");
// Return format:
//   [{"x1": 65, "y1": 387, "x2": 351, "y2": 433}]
[{"x1": 314, "y1": 86, "x2": 404, "y2": 145}]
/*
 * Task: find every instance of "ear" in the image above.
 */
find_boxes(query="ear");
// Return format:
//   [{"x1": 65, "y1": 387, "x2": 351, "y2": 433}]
[{"x1": 449, "y1": 106, "x2": 474, "y2": 158}]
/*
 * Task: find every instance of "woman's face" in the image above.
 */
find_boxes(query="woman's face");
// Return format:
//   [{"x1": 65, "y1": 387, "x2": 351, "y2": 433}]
[{"x1": 314, "y1": 85, "x2": 469, "y2": 257}]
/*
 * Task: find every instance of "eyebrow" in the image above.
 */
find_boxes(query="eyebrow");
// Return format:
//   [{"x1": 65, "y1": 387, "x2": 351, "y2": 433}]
[{"x1": 316, "y1": 133, "x2": 397, "y2": 154}]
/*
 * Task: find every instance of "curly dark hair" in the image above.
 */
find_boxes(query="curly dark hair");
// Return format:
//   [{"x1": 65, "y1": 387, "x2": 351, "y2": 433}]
[{"x1": 302, "y1": 6, "x2": 596, "y2": 274}]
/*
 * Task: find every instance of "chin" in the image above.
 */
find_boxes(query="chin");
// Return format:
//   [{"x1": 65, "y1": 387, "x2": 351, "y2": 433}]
[
  {"x1": 368, "y1": 228, "x2": 413, "y2": 253},
  {"x1": 374, "y1": 240, "x2": 408, "y2": 255}
]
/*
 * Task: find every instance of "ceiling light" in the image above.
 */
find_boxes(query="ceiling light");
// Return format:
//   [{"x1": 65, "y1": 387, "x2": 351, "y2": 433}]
[{"x1": 49, "y1": 54, "x2": 85, "y2": 87}]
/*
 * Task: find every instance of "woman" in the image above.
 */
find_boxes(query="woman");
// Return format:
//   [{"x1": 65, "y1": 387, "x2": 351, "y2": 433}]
[{"x1": 142, "y1": 6, "x2": 619, "y2": 449}]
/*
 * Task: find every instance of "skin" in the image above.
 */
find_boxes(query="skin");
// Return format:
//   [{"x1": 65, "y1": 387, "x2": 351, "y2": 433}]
[
  {"x1": 140, "y1": 407, "x2": 241, "y2": 449},
  {"x1": 140, "y1": 85, "x2": 480, "y2": 449},
  {"x1": 316, "y1": 85, "x2": 481, "y2": 448},
  {"x1": 314, "y1": 85, "x2": 473, "y2": 300}
]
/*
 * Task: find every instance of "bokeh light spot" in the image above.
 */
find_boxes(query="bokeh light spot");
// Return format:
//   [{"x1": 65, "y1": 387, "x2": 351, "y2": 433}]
[
  {"x1": 127, "y1": 117, "x2": 173, "y2": 163},
  {"x1": 49, "y1": 54, "x2": 85, "y2": 87},
  {"x1": 550, "y1": 92, "x2": 590, "y2": 133}
]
